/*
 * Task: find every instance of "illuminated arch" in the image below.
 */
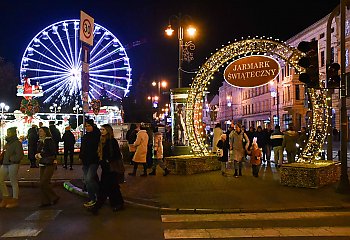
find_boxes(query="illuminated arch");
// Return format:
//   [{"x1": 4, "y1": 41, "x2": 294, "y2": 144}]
[{"x1": 186, "y1": 38, "x2": 328, "y2": 163}]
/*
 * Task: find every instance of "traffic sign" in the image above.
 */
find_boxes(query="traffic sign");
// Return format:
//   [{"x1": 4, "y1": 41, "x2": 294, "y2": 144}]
[{"x1": 80, "y1": 11, "x2": 94, "y2": 46}]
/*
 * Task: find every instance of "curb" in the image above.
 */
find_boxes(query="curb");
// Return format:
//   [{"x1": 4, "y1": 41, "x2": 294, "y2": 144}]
[{"x1": 63, "y1": 181, "x2": 350, "y2": 214}]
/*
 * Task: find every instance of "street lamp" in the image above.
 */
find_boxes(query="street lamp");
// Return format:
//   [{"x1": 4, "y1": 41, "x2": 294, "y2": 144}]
[
  {"x1": 49, "y1": 103, "x2": 61, "y2": 124},
  {"x1": 152, "y1": 80, "x2": 168, "y2": 100},
  {"x1": 165, "y1": 14, "x2": 197, "y2": 88},
  {"x1": 73, "y1": 104, "x2": 82, "y2": 130},
  {"x1": 0, "y1": 102, "x2": 9, "y2": 150}
]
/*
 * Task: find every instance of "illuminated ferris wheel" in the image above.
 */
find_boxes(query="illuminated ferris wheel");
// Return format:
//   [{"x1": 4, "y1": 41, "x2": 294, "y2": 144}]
[{"x1": 20, "y1": 19, "x2": 132, "y2": 106}]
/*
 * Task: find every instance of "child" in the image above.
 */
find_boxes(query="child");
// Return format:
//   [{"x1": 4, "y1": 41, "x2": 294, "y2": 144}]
[
  {"x1": 216, "y1": 134, "x2": 229, "y2": 176},
  {"x1": 250, "y1": 137, "x2": 262, "y2": 177}
]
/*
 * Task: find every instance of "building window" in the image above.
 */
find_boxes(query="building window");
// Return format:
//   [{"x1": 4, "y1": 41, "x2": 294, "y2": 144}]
[
  {"x1": 252, "y1": 104, "x2": 254, "y2": 113},
  {"x1": 346, "y1": 20, "x2": 350, "y2": 36},
  {"x1": 287, "y1": 86, "x2": 290, "y2": 101},
  {"x1": 296, "y1": 85, "x2": 300, "y2": 100},
  {"x1": 319, "y1": 32, "x2": 325, "y2": 39},
  {"x1": 331, "y1": 47, "x2": 335, "y2": 63},
  {"x1": 320, "y1": 51, "x2": 325, "y2": 67},
  {"x1": 346, "y1": 49, "x2": 349, "y2": 68}
]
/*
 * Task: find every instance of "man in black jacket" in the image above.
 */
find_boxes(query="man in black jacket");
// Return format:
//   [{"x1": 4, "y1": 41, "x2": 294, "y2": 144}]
[
  {"x1": 270, "y1": 125, "x2": 284, "y2": 168},
  {"x1": 49, "y1": 121, "x2": 61, "y2": 155},
  {"x1": 27, "y1": 124, "x2": 39, "y2": 168},
  {"x1": 62, "y1": 126, "x2": 76, "y2": 170}
]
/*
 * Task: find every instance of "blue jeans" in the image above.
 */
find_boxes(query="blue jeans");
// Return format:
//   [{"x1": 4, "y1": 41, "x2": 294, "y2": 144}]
[
  {"x1": 82, "y1": 164, "x2": 99, "y2": 202},
  {"x1": 0, "y1": 164, "x2": 19, "y2": 199}
]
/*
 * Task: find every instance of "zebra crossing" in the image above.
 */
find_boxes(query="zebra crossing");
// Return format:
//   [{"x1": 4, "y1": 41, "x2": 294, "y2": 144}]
[{"x1": 161, "y1": 211, "x2": 350, "y2": 239}]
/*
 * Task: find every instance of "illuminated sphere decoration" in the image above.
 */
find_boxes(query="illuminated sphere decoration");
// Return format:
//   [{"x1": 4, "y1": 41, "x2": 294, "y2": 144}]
[
  {"x1": 20, "y1": 20, "x2": 132, "y2": 106},
  {"x1": 186, "y1": 38, "x2": 329, "y2": 163}
]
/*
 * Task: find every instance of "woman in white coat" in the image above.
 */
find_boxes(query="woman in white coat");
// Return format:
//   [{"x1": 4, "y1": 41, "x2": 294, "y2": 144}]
[
  {"x1": 128, "y1": 125, "x2": 149, "y2": 177},
  {"x1": 212, "y1": 123, "x2": 223, "y2": 153}
]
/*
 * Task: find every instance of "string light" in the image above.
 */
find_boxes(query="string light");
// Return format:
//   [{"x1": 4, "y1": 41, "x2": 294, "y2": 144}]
[{"x1": 185, "y1": 38, "x2": 328, "y2": 157}]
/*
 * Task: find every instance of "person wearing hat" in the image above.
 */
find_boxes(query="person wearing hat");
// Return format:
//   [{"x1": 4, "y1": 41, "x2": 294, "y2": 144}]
[
  {"x1": 62, "y1": 126, "x2": 76, "y2": 170},
  {"x1": 0, "y1": 127, "x2": 24, "y2": 208},
  {"x1": 79, "y1": 119, "x2": 101, "y2": 208}
]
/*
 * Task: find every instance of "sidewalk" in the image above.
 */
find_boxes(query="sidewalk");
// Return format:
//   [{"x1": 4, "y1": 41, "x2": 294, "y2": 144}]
[
  {"x1": 13, "y1": 163, "x2": 350, "y2": 212},
  {"x1": 14, "y1": 162, "x2": 350, "y2": 213}
]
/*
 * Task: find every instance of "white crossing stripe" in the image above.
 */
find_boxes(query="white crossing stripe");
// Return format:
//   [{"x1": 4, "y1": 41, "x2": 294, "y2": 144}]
[
  {"x1": 164, "y1": 227, "x2": 350, "y2": 239},
  {"x1": 1, "y1": 210, "x2": 62, "y2": 238},
  {"x1": 162, "y1": 211, "x2": 350, "y2": 222}
]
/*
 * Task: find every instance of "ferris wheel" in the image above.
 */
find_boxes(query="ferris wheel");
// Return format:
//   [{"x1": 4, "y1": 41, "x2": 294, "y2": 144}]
[{"x1": 20, "y1": 19, "x2": 132, "y2": 106}]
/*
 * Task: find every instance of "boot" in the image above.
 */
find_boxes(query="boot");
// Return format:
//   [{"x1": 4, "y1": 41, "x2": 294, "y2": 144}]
[
  {"x1": 0, "y1": 197, "x2": 10, "y2": 208},
  {"x1": 5, "y1": 198, "x2": 18, "y2": 208},
  {"x1": 234, "y1": 169, "x2": 238, "y2": 177},
  {"x1": 140, "y1": 171, "x2": 147, "y2": 177},
  {"x1": 239, "y1": 169, "x2": 242, "y2": 176},
  {"x1": 149, "y1": 169, "x2": 156, "y2": 176},
  {"x1": 163, "y1": 168, "x2": 170, "y2": 176}
]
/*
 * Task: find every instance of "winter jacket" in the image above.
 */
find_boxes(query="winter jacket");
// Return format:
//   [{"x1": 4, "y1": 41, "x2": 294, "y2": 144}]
[
  {"x1": 153, "y1": 132, "x2": 163, "y2": 159},
  {"x1": 270, "y1": 129, "x2": 284, "y2": 147},
  {"x1": 132, "y1": 130, "x2": 149, "y2": 163},
  {"x1": 100, "y1": 138, "x2": 124, "y2": 173},
  {"x1": 212, "y1": 127, "x2": 223, "y2": 153},
  {"x1": 216, "y1": 139, "x2": 229, "y2": 162},
  {"x1": 79, "y1": 126, "x2": 101, "y2": 166},
  {"x1": 62, "y1": 130, "x2": 76, "y2": 150},
  {"x1": 36, "y1": 137, "x2": 56, "y2": 165},
  {"x1": 250, "y1": 147, "x2": 262, "y2": 165},
  {"x1": 229, "y1": 130, "x2": 249, "y2": 162},
  {"x1": 282, "y1": 130, "x2": 298, "y2": 153},
  {"x1": 2, "y1": 136, "x2": 24, "y2": 165}
]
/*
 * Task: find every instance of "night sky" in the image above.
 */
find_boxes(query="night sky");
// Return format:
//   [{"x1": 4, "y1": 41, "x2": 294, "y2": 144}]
[{"x1": 0, "y1": 0, "x2": 341, "y2": 104}]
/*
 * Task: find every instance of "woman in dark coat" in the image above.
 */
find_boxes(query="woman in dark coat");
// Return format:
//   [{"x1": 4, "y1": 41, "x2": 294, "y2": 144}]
[
  {"x1": 35, "y1": 126, "x2": 59, "y2": 207},
  {"x1": 92, "y1": 124, "x2": 124, "y2": 214},
  {"x1": 216, "y1": 134, "x2": 229, "y2": 176}
]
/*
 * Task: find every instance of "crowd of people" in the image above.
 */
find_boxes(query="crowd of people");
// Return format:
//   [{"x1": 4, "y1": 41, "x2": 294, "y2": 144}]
[{"x1": 214, "y1": 122, "x2": 309, "y2": 178}]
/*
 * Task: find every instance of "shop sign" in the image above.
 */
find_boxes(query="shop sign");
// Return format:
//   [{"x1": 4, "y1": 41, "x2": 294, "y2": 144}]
[{"x1": 224, "y1": 55, "x2": 280, "y2": 88}]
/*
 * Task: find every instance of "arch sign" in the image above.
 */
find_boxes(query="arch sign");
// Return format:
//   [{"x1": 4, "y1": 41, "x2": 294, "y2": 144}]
[
  {"x1": 224, "y1": 55, "x2": 280, "y2": 88},
  {"x1": 186, "y1": 38, "x2": 328, "y2": 163}
]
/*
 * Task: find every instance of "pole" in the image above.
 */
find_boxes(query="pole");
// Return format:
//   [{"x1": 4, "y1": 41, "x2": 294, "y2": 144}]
[
  {"x1": 336, "y1": 0, "x2": 350, "y2": 193},
  {"x1": 326, "y1": 4, "x2": 340, "y2": 161},
  {"x1": 178, "y1": 25, "x2": 183, "y2": 88}
]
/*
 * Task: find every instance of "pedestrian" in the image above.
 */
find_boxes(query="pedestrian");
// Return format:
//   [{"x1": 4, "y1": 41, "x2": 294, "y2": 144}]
[
  {"x1": 0, "y1": 127, "x2": 24, "y2": 208},
  {"x1": 270, "y1": 125, "x2": 284, "y2": 168},
  {"x1": 79, "y1": 119, "x2": 101, "y2": 208},
  {"x1": 212, "y1": 123, "x2": 223, "y2": 153},
  {"x1": 255, "y1": 126, "x2": 265, "y2": 158},
  {"x1": 297, "y1": 127, "x2": 308, "y2": 155},
  {"x1": 62, "y1": 126, "x2": 76, "y2": 170},
  {"x1": 216, "y1": 134, "x2": 229, "y2": 176},
  {"x1": 229, "y1": 123, "x2": 249, "y2": 177},
  {"x1": 35, "y1": 126, "x2": 59, "y2": 207},
  {"x1": 128, "y1": 124, "x2": 149, "y2": 177},
  {"x1": 246, "y1": 126, "x2": 256, "y2": 151},
  {"x1": 92, "y1": 124, "x2": 124, "y2": 214},
  {"x1": 27, "y1": 124, "x2": 39, "y2": 168},
  {"x1": 263, "y1": 124, "x2": 273, "y2": 163},
  {"x1": 126, "y1": 123, "x2": 138, "y2": 165},
  {"x1": 282, "y1": 126, "x2": 299, "y2": 163},
  {"x1": 250, "y1": 138, "x2": 262, "y2": 177},
  {"x1": 49, "y1": 121, "x2": 61, "y2": 155},
  {"x1": 149, "y1": 129, "x2": 170, "y2": 176},
  {"x1": 146, "y1": 126, "x2": 154, "y2": 168}
]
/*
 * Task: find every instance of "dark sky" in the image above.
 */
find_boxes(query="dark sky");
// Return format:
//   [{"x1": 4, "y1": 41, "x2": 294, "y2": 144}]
[{"x1": 0, "y1": 0, "x2": 341, "y2": 96}]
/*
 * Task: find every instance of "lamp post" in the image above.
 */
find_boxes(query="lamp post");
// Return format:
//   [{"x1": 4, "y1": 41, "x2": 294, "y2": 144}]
[
  {"x1": 165, "y1": 14, "x2": 196, "y2": 88},
  {"x1": 270, "y1": 80, "x2": 280, "y2": 127},
  {"x1": 152, "y1": 80, "x2": 168, "y2": 98},
  {"x1": 49, "y1": 103, "x2": 61, "y2": 124},
  {"x1": 0, "y1": 102, "x2": 9, "y2": 150},
  {"x1": 73, "y1": 104, "x2": 82, "y2": 130}
]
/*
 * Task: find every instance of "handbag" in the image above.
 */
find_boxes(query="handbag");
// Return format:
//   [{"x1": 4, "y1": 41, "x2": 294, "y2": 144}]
[{"x1": 216, "y1": 148, "x2": 223, "y2": 158}]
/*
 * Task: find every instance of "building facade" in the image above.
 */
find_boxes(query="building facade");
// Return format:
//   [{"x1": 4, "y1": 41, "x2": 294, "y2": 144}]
[{"x1": 212, "y1": 9, "x2": 350, "y2": 133}]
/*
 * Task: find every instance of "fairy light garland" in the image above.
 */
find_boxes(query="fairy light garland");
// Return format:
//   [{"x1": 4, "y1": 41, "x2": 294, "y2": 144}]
[{"x1": 186, "y1": 38, "x2": 328, "y2": 158}]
